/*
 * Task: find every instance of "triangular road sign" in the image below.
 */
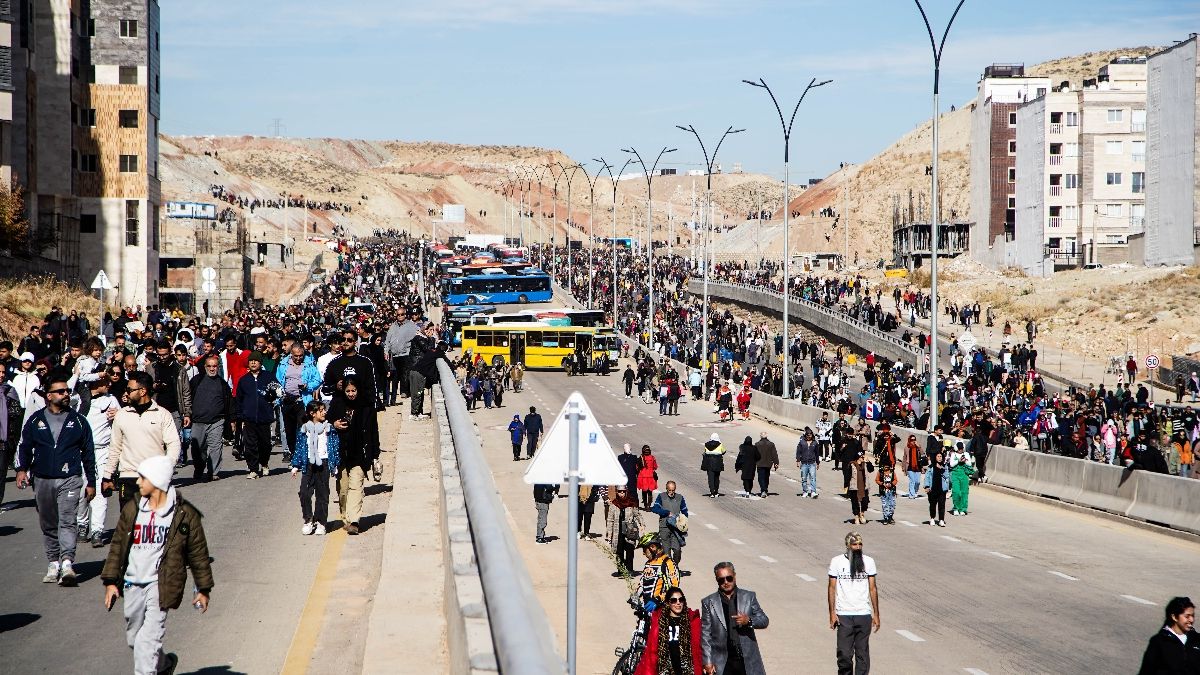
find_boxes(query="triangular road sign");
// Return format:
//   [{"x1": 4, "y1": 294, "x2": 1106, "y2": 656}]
[
  {"x1": 90, "y1": 269, "x2": 114, "y2": 290},
  {"x1": 523, "y1": 391, "x2": 628, "y2": 486}
]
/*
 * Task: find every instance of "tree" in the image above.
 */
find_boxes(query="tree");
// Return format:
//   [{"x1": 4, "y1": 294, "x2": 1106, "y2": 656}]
[{"x1": 0, "y1": 176, "x2": 29, "y2": 254}]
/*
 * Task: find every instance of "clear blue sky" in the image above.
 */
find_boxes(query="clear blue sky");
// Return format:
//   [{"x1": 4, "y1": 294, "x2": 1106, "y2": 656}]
[{"x1": 161, "y1": 0, "x2": 1197, "y2": 181}]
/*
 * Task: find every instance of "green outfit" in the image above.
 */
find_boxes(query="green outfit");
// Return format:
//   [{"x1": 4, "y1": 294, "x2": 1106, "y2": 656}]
[{"x1": 950, "y1": 464, "x2": 971, "y2": 512}]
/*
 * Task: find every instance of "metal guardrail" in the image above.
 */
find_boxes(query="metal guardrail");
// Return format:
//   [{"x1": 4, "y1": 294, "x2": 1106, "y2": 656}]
[{"x1": 436, "y1": 360, "x2": 564, "y2": 675}]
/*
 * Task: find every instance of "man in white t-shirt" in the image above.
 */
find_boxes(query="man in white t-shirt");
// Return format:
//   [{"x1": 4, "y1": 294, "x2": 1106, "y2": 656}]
[{"x1": 827, "y1": 531, "x2": 879, "y2": 675}]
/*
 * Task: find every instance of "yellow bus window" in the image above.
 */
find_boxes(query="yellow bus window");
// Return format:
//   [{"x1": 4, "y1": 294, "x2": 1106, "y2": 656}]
[
  {"x1": 477, "y1": 331, "x2": 493, "y2": 347},
  {"x1": 527, "y1": 332, "x2": 542, "y2": 346}
]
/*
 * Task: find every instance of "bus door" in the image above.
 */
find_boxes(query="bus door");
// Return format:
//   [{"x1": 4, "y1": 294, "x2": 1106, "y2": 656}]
[
  {"x1": 509, "y1": 332, "x2": 526, "y2": 366},
  {"x1": 575, "y1": 334, "x2": 594, "y2": 371}
]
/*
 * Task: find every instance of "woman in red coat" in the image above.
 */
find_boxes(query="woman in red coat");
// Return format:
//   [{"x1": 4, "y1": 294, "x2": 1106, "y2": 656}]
[
  {"x1": 637, "y1": 445, "x2": 659, "y2": 510},
  {"x1": 635, "y1": 587, "x2": 702, "y2": 675}
]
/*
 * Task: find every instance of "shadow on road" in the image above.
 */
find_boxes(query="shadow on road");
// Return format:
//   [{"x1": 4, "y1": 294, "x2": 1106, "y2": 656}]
[
  {"x1": 0, "y1": 525, "x2": 23, "y2": 537},
  {"x1": 178, "y1": 666, "x2": 248, "y2": 675},
  {"x1": 0, "y1": 613, "x2": 40, "y2": 633},
  {"x1": 363, "y1": 483, "x2": 392, "y2": 497},
  {"x1": 71, "y1": 560, "x2": 105, "y2": 584},
  {"x1": 358, "y1": 512, "x2": 387, "y2": 532}
]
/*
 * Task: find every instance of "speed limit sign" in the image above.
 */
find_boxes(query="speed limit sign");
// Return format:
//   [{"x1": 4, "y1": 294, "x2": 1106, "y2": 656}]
[{"x1": 1146, "y1": 354, "x2": 1160, "y2": 370}]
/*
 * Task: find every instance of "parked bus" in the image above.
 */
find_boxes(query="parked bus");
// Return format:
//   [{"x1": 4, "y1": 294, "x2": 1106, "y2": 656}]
[
  {"x1": 460, "y1": 324, "x2": 601, "y2": 371},
  {"x1": 517, "y1": 308, "x2": 607, "y2": 327},
  {"x1": 445, "y1": 305, "x2": 496, "y2": 347},
  {"x1": 441, "y1": 268, "x2": 552, "y2": 305}
]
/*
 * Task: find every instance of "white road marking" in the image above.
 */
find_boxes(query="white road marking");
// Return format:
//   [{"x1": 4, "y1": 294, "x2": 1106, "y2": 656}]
[
  {"x1": 688, "y1": 437, "x2": 698, "y2": 442},
  {"x1": 704, "y1": 523, "x2": 718, "y2": 530},
  {"x1": 795, "y1": 573, "x2": 816, "y2": 582},
  {"x1": 1121, "y1": 594, "x2": 1156, "y2": 605},
  {"x1": 964, "y1": 669, "x2": 990, "y2": 675},
  {"x1": 759, "y1": 555, "x2": 777, "y2": 563},
  {"x1": 989, "y1": 551, "x2": 1013, "y2": 560},
  {"x1": 940, "y1": 535, "x2": 961, "y2": 542},
  {"x1": 1048, "y1": 571, "x2": 1079, "y2": 581},
  {"x1": 728, "y1": 538, "x2": 745, "y2": 545},
  {"x1": 675, "y1": 431, "x2": 685, "y2": 435},
  {"x1": 785, "y1": 477, "x2": 798, "y2": 482},
  {"x1": 899, "y1": 520, "x2": 917, "y2": 527},
  {"x1": 895, "y1": 630, "x2": 925, "y2": 642}
]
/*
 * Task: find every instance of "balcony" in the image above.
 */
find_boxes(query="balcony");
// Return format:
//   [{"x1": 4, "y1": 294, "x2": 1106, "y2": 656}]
[
  {"x1": 1049, "y1": 123, "x2": 1063, "y2": 134},
  {"x1": 1132, "y1": 123, "x2": 1146, "y2": 132},
  {"x1": 1049, "y1": 185, "x2": 1062, "y2": 196},
  {"x1": 1049, "y1": 155, "x2": 1063, "y2": 165},
  {"x1": 1133, "y1": 153, "x2": 1145, "y2": 163},
  {"x1": 1048, "y1": 216, "x2": 1062, "y2": 228},
  {"x1": 1046, "y1": 250, "x2": 1083, "y2": 266},
  {"x1": 1131, "y1": 216, "x2": 1145, "y2": 232}
]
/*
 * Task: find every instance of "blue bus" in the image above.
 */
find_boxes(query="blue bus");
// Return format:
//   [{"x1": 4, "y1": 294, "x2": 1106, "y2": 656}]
[
  {"x1": 445, "y1": 305, "x2": 496, "y2": 346},
  {"x1": 441, "y1": 269, "x2": 553, "y2": 305}
]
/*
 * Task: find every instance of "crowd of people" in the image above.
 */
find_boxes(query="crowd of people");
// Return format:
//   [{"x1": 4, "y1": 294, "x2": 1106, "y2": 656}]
[{"x1": 208, "y1": 184, "x2": 355, "y2": 215}]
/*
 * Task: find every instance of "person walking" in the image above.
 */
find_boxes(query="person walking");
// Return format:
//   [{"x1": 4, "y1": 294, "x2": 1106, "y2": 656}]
[
  {"x1": 290, "y1": 400, "x2": 340, "y2": 536},
  {"x1": 948, "y1": 442, "x2": 976, "y2": 516},
  {"x1": 0, "y1": 368, "x2": 23, "y2": 510},
  {"x1": 754, "y1": 432, "x2": 779, "y2": 498},
  {"x1": 650, "y1": 481, "x2": 689, "y2": 572},
  {"x1": 577, "y1": 484, "x2": 599, "y2": 538},
  {"x1": 507, "y1": 414, "x2": 525, "y2": 462},
  {"x1": 796, "y1": 427, "x2": 821, "y2": 498},
  {"x1": 606, "y1": 486, "x2": 642, "y2": 577},
  {"x1": 523, "y1": 406, "x2": 543, "y2": 460},
  {"x1": 733, "y1": 436, "x2": 760, "y2": 498},
  {"x1": 875, "y1": 465, "x2": 897, "y2": 525},
  {"x1": 637, "y1": 534, "x2": 680, "y2": 611},
  {"x1": 635, "y1": 586, "x2": 703, "y2": 675},
  {"x1": 233, "y1": 352, "x2": 275, "y2": 479},
  {"x1": 700, "y1": 562, "x2": 770, "y2": 675},
  {"x1": 533, "y1": 482, "x2": 558, "y2": 544},
  {"x1": 902, "y1": 435, "x2": 925, "y2": 500},
  {"x1": 328, "y1": 378, "x2": 379, "y2": 536},
  {"x1": 924, "y1": 450, "x2": 950, "y2": 527},
  {"x1": 15, "y1": 370, "x2": 96, "y2": 585},
  {"x1": 618, "y1": 443, "x2": 640, "y2": 494},
  {"x1": 80, "y1": 376, "x2": 120, "y2": 546},
  {"x1": 101, "y1": 455, "x2": 214, "y2": 675},
  {"x1": 275, "y1": 344, "x2": 322, "y2": 458},
  {"x1": 848, "y1": 449, "x2": 871, "y2": 525},
  {"x1": 188, "y1": 356, "x2": 232, "y2": 482},
  {"x1": 828, "y1": 532, "x2": 880, "y2": 675},
  {"x1": 623, "y1": 364, "x2": 635, "y2": 398},
  {"x1": 104, "y1": 372, "x2": 183, "y2": 509},
  {"x1": 637, "y1": 445, "x2": 659, "y2": 509},
  {"x1": 1137, "y1": 596, "x2": 1200, "y2": 674},
  {"x1": 384, "y1": 308, "x2": 419, "y2": 405},
  {"x1": 700, "y1": 433, "x2": 726, "y2": 498}
]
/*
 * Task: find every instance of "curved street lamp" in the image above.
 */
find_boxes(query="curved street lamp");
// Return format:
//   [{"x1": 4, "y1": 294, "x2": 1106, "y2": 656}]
[
  {"x1": 743, "y1": 76, "x2": 831, "y2": 399},
  {"x1": 594, "y1": 157, "x2": 636, "y2": 327},
  {"x1": 621, "y1": 146, "x2": 677, "y2": 349},
  {"x1": 675, "y1": 124, "x2": 744, "y2": 372},
  {"x1": 555, "y1": 161, "x2": 586, "y2": 295}
]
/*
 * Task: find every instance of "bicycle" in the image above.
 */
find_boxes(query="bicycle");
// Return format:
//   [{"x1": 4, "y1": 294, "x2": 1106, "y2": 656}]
[{"x1": 612, "y1": 596, "x2": 650, "y2": 675}]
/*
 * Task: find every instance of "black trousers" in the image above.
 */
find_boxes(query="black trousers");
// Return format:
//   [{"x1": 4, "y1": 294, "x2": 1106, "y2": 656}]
[
  {"x1": 842, "y1": 464, "x2": 852, "y2": 491},
  {"x1": 389, "y1": 355, "x2": 411, "y2": 402},
  {"x1": 742, "y1": 477, "x2": 755, "y2": 493},
  {"x1": 242, "y1": 421, "x2": 272, "y2": 473},
  {"x1": 526, "y1": 433, "x2": 540, "y2": 458},
  {"x1": 756, "y1": 466, "x2": 771, "y2": 494},
  {"x1": 117, "y1": 477, "x2": 140, "y2": 510},
  {"x1": 299, "y1": 463, "x2": 330, "y2": 523},
  {"x1": 850, "y1": 492, "x2": 869, "y2": 516},
  {"x1": 706, "y1": 470, "x2": 721, "y2": 496},
  {"x1": 836, "y1": 614, "x2": 872, "y2": 675},
  {"x1": 928, "y1": 489, "x2": 947, "y2": 521},
  {"x1": 624, "y1": 380, "x2": 633, "y2": 396},
  {"x1": 721, "y1": 652, "x2": 747, "y2": 675},
  {"x1": 281, "y1": 397, "x2": 305, "y2": 456},
  {"x1": 577, "y1": 510, "x2": 593, "y2": 535},
  {"x1": 617, "y1": 536, "x2": 636, "y2": 574},
  {"x1": 512, "y1": 442, "x2": 522, "y2": 459}
]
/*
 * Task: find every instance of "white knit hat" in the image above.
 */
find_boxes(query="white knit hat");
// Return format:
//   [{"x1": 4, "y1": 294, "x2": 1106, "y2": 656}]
[
  {"x1": 709, "y1": 432, "x2": 721, "y2": 442},
  {"x1": 137, "y1": 455, "x2": 174, "y2": 492}
]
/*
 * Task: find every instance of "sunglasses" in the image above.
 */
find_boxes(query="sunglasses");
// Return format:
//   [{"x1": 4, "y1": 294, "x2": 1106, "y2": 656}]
[
  {"x1": 667, "y1": 597, "x2": 684, "y2": 604},
  {"x1": 717, "y1": 576, "x2": 735, "y2": 584},
  {"x1": 46, "y1": 388, "x2": 69, "y2": 395}
]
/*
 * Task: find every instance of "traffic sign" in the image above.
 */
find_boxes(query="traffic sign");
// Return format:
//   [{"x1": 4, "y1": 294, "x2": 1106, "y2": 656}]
[
  {"x1": 201, "y1": 280, "x2": 217, "y2": 293},
  {"x1": 1146, "y1": 354, "x2": 1160, "y2": 370},
  {"x1": 90, "y1": 269, "x2": 114, "y2": 290},
  {"x1": 202, "y1": 267, "x2": 217, "y2": 281},
  {"x1": 957, "y1": 330, "x2": 977, "y2": 353},
  {"x1": 523, "y1": 392, "x2": 627, "y2": 486}
]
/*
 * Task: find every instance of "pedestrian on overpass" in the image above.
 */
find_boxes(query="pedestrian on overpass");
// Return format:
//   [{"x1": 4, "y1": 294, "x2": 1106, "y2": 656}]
[
  {"x1": 650, "y1": 481, "x2": 689, "y2": 573},
  {"x1": 700, "y1": 433, "x2": 726, "y2": 498},
  {"x1": 623, "y1": 364, "x2": 635, "y2": 398},
  {"x1": 533, "y1": 482, "x2": 558, "y2": 544},
  {"x1": 924, "y1": 450, "x2": 949, "y2": 527},
  {"x1": 734, "y1": 436, "x2": 759, "y2": 498},
  {"x1": 847, "y1": 450, "x2": 872, "y2": 525},
  {"x1": 507, "y1": 414, "x2": 525, "y2": 462},
  {"x1": 522, "y1": 406, "x2": 543, "y2": 460},
  {"x1": 606, "y1": 487, "x2": 642, "y2": 577},
  {"x1": 1137, "y1": 596, "x2": 1199, "y2": 674},
  {"x1": 948, "y1": 442, "x2": 976, "y2": 516},
  {"x1": 828, "y1": 532, "x2": 879, "y2": 675},
  {"x1": 796, "y1": 428, "x2": 820, "y2": 498},
  {"x1": 754, "y1": 433, "x2": 779, "y2": 498},
  {"x1": 700, "y1": 562, "x2": 769, "y2": 675}
]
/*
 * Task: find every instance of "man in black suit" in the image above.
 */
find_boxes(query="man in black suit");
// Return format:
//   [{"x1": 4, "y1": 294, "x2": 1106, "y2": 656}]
[{"x1": 700, "y1": 561, "x2": 769, "y2": 675}]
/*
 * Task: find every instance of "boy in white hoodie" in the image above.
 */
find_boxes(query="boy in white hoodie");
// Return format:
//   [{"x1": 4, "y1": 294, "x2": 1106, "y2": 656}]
[{"x1": 79, "y1": 377, "x2": 120, "y2": 546}]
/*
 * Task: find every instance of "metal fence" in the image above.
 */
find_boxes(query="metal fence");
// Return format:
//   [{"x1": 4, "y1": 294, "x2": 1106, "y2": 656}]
[{"x1": 436, "y1": 360, "x2": 564, "y2": 675}]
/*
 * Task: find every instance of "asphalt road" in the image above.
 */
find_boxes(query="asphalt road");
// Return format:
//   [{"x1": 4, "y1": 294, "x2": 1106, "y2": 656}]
[{"x1": 470, "y1": 350, "x2": 1198, "y2": 675}]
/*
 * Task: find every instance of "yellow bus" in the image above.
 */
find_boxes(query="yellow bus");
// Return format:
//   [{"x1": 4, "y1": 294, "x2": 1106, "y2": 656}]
[{"x1": 461, "y1": 323, "x2": 602, "y2": 371}]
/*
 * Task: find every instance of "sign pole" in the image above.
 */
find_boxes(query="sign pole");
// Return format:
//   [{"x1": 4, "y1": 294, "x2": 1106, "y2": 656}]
[{"x1": 565, "y1": 399, "x2": 580, "y2": 675}]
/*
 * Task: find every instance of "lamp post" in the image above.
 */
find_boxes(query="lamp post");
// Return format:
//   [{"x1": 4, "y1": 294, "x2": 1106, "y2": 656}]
[
  {"x1": 914, "y1": 0, "x2": 967, "y2": 430},
  {"x1": 743, "y1": 76, "x2": 831, "y2": 399},
  {"x1": 675, "y1": 124, "x2": 744, "y2": 370},
  {"x1": 582, "y1": 166, "x2": 607, "y2": 309},
  {"x1": 556, "y1": 161, "x2": 586, "y2": 297},
  {"x1": 621, "y1": 146, "x2": 676, "y2": 349},
  {"x1": 595, "y1": 157, "x2": 635, "y2": 328}
]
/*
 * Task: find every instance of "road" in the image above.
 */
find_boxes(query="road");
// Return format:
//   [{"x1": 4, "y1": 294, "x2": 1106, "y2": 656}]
[{"x1": 467, "y1": 319, "x2": 1196, "y2": 674}]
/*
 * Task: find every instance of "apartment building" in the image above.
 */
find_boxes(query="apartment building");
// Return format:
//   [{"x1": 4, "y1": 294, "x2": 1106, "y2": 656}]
[
  {"x1": 0, "y1": 3, "x2": 13, "y2": 189},
  {"x1": 1145, "y1": 35, "x2": 1199, "y2": 266},
  {"x1": 1012, "y1": 57, "x2": 1147, "y2": 274},
  {"x1": 968, "y1": 64, "x2": 1052, "y2": 268},
  {"x1": 0, "y1": 0, "x2": 159, "y2": 307}
]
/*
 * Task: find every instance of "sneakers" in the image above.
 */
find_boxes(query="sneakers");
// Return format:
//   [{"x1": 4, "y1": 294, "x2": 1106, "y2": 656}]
[
  {"x1": 345, "y1": 523, "x2": 360, "y2": 535},
  {"x1": 58, "y1": 560, "x2": 77, "y2": 586},
  {"x1": 408, "y1": 415, "x2": 420, "y2": 422},
  {"x1": 937, "y1": 520, "x2": 947, "y2": 527},
  {"x1": 42, "y1": 562, "x2": 60, "y2": 583},
  {"x1": 811, "y1": 492, "x2": 819, "y2": 499},
  {"x1": 159, "y1": 652, "x2": 179, "y2": 675},
  {"x1": 313, "y1": 522, "x2": 326, "y2": 536},
  {"x1": 246, "y1": 471, "x2": 258, "y2": 480},
  {"x1": 90, "y1": 531, "x2": 106, "y2": 548},
  {"x1": 535, "y1": 536, "x2": 549, "y2": 545},
  {"x1": 301, "y1": 522, "x2": 316, "y2": 536}
]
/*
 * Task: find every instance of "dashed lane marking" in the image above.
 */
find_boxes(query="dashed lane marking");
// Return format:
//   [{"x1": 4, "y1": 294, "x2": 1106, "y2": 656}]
[
  {"x1": 728, "y1": 538, "x2": 745, "y2": 545},
  {"x1": 1121, "y1": 594, "x2": 1156, "y2": 605},
  {"x1": 759, "y1": 555, "x2": 777, "y2": 563},
  {"x1": 704, "y1": 523, "x2": 718, "y2": 530},
  {"x1": 1048, "y1": 570, "x2": 1079, "y2": 581},
  {"x1": 675, "y1": 431, "x2": 685, "y2": 435},
  {"x1": 795, "y1": 573, "x2": 816, "y2": 582},
  {"x1": 989, "y1": 551, "x2": 1013, "y2": 560},
  {"x1": 896, "y1": 630, "x2": 926, "y2": 642},
  {"x1": 785, "y1": 477, "x2": 798, "y2": 482},
  {"x1": 899, "y1": 520, "x2": 917, "y2": 527},
  {"x1": 964, "y1": 669, "x2": 990, "y2": 675},
  {"x1": 940, "y1": 535, "x2": 961, "y2": 542}
]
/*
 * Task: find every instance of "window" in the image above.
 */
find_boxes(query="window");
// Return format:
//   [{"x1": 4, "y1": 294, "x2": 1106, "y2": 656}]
[
  {"x1": 1064, "y1": 174, "x2": 1080, "y2": 189},
  {"x1": 120, "y1": 19, "x2": 138, "y2": 38},
  {"x1": 88, "y1": 65, "x2": 96, "y2": 84},
  {"x1": 1008, "y1": 197, "x2": 1016, "y2": 208},
  {"x1": 1008, "y1": 140, "x2": 1016, "y2": 155},
  {"x1": 476, "y1": 331, "x2": 494, "y2": 347},
  {"x1": 1132, "y1": 140, "x2": 1146, "y2": 162},
  {"x1": 1132, "y1": 172, "x2": 1145, "y2": 193},
  {"x1": 125, "y1": 201, "x2": 140, "y2": 246},
  {"x1": 1106, "y1": 141, "x2": 1123, "y2": 155},
  {"x1": 81, "y1": 108, "x2": 96, "y2": 127},
  {"x1": 1132, "y1": 109, "x2": 1146, "y2": 132},
  {"x1": 1107, "y1": 109, "x2": 1123, "y2": 123},
  {"x1": 119, "y1": 110, "x2": 139, "y2": 128},
  {"x1": 1007, "y1": 167, "x2": 1016, "y2": 183},
  {"x1": 80, "y1": 214, "x2": 97, "y2": 234},
  {"x1": 1063, "y1": 206, "x2": 1078, "y2": 221},
  {"x1": 119, "y1": 66, "x2": 138, "y2": 85},
  {"x1": 71, "y1": 57, "x2": 79, "y2": 79},
  {"x1": 1037, "y1": 87, "x2": 1047, "y2": 98},
  {"x1": 1065, "y1": 112, "x2": 1079, "y2": 127},
  {"x1": 1064, "y1": 143, "x2": 1079, "y2": 157},
  {"x1": 1106, "y1": 172, "x2": 1122, "y2": 186},
  {"x1": 1009, "y1": 112, "x2": 1017, "y2": 126},
  {"x1": 155, "y1": 74, "x2": 160, "y2": 93},
  {"x1": 1105, "y1": 203, "x2": 1122, "y2": 218},
  {"x1": 87, "y1": 18, "x2": 95, "y2": 37},
  {"x1": 79, "y1": 154, "x2": 99, "y2": 173},
  {"x1": 119, "y1": 154, "x2": 139, "y2": 172}
]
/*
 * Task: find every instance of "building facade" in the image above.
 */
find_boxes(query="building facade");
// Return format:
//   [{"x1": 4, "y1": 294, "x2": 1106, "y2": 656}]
[{"x1": 1145, "y1": 35, "x2": 1199, "y2": 267}]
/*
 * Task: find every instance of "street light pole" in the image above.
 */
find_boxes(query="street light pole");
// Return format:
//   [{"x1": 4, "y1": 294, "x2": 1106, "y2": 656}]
[
  {"x1": 595, "y1": 157, "x2": 635, "y2": 328},
  {"x1": 914, "y1": 0, "x2": 967, "y2": 431},
  {"x1": 556, "y1": 162, "x2": 586, "y2": 297},
  {"x1": 743, "y1": 76, "x2": 832, "y2": 399},
  {"x1": 622, "y1": 146, "x2": 676, "y2": 350},
  {"x1": 676, "y1": 124, "x2": 744, "y2": 370}
]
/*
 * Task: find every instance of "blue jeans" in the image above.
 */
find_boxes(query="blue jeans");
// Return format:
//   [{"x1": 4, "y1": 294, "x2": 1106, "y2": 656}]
[
  {"x1": 800, "y1": 463, "x2": 818, "y2": 494},
  {"x1": 881, "y1": 489, "x2": 896, "y2": 519},
  {"x1": 659, "y1": 397, "x2": 668, "y2": 415},
  {"x1": 907, "y1": 470, "x2": 922, "y2": 498}
]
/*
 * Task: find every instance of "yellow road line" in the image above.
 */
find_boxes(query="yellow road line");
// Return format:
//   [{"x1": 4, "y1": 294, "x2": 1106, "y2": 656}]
[{"x1": 281, "y1": 529, "x2": 349, "y2": 675}]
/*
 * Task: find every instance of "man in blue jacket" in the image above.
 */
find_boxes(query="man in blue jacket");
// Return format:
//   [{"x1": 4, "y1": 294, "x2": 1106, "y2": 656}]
[
  {"x1": 522, "y1": 406, "x2": 543, "y2": 460},
  {"x1": 235, "y1": 352, "x2": 276, "y2": 479},
  {"x1": 275, "y1": 343, "x2": 322, "y2": 461},
  {"x1": 15, "y1": 369, "x2": 96, "y2": 586},
  {"x1": 507, "y1": 414, "x2": 525, "y2": 462}
]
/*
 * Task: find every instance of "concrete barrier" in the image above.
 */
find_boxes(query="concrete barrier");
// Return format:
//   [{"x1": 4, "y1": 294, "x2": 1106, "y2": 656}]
[
  {"x1": 1076, "y1": 461, "x2": 1137, "y2": 515},
  {"x1": 1126, "y1": 471, "x2": 1200, "y2": 536}
]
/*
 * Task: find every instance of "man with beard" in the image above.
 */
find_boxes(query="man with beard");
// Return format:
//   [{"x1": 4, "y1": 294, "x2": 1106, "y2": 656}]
[{"x1": 828, "y1": 532, "x2": 879, "y2": 675}]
